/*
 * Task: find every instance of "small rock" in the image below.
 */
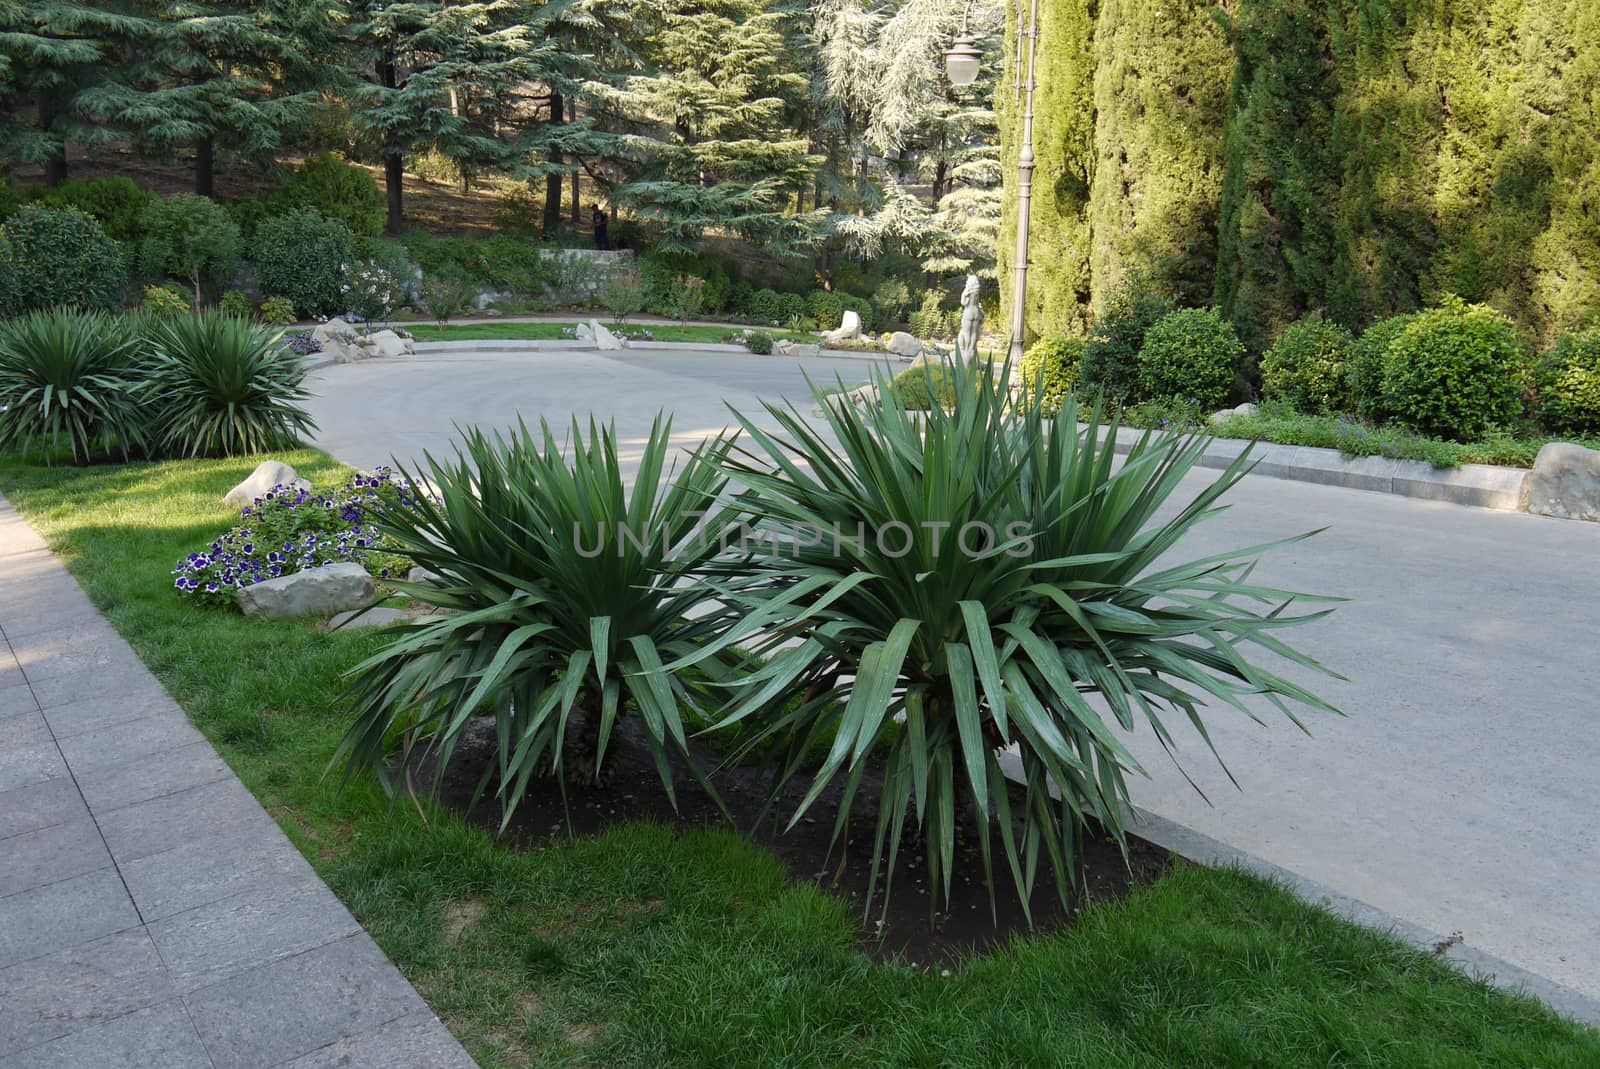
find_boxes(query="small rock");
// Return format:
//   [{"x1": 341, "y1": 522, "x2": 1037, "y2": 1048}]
[
  {"x1": 406, "y1": 565, "x2": 440, "y2": 585},
  {"x1": 776, "y1": 340, "x2": 821, "y2": 358},
  {"x1": 237, "y1": 563, "x2": 376, "y2": 620},
  {"x1": 223, "y1": 460, "x2": 310, "y2": 508},
  {"x1": 1209, "y1": 409, "x2": 1233, "y2": 426},
  {"x1": 886, "y1": 331, "x2": 924, "y2": 357},
  {"x1": 325, "y1": 605, "x2": 415, "y2": 631},
  {"x1": 1520, "y1": 441, "x2": 1600, "y2": 522},
  {"x1": 822, "y1": 309, "x2": 862, "y2": 345}
]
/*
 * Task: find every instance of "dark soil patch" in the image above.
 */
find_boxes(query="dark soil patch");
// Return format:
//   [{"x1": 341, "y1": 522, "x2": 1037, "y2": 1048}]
[{"x1": 415, "y1": 716, "x2": 1170, "y2": 968}]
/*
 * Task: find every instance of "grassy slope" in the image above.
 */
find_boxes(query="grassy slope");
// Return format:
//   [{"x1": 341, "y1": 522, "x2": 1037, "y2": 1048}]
[{"x1": 2, "y1": 451, "x2": 1597, "y2": 1068}]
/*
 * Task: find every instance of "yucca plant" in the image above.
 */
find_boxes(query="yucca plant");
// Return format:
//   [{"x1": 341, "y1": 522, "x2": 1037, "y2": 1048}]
[
  {"x1": 698, "y1": 358, "x2": 1342, "y2": 918},
  {"x1": 146, "y1": 312, "x2": 315, "y2": 457},
  {"x1": 0, "y1": 309, "x2": 147, "y2": 464},
  {"x1": 336, "y1": 416, "x2": 746, "y2": 824}
]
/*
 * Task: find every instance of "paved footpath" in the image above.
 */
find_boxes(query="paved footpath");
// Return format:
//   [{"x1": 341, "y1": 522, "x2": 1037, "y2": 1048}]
[{"x1": 0, "y1": 496, "x2": 475, "y2": 1069}]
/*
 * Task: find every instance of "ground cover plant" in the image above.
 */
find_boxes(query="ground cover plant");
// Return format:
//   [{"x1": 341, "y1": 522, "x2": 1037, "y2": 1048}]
[
  {"x1": 4, "y1": 448, "x2": 1599, "y2": 1067},
  {"x1": 172, "y1": 467, "x2": 415, "y2": 606}
]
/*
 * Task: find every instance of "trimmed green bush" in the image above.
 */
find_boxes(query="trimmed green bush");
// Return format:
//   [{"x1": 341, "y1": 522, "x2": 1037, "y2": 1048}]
[
  {"x1": 258, "y1": 296, "x2": 297, "y2": 325},
  {"x1": 1261, "y1": 319, "x2": 1354, "y2": 414},
  {"x1": 146, "y1": 313, "x2": 315, "y2": 457},
  {"x1": 0, "y1": 309, "x2": 147, "y2": 463},
  {"x1": 747, "y1": 288, "x2": 783, "y2": 322},
  {"x1": 217, "y1": 290, "x2": 252, "y2": 318},
  {"x1": 887, "y1": 363, "x2": 956, "y2": 410},
  {"x1": 0, "y1": 206, "x2": 128, "y2": 315},
  {"x1": 1137, "y1": 307, "x2": 1244, "y2": 410},
  {"x1": 275, "y1": 153, "x2": 385, "y2": 238},
  {"x1": 806, "y1": 289, "x2": 845, "y2": 329},
  {"x1": 252, "y1": 209, "x2": 356, "y2": 318},
  {"x1": 775, "y1": 291, "x2": 807, "y2": 324},
  {"x1": 1347, "y1": 313, "x2": 1417, "y2": 422},
  {"x1": 1022, "y1": 335, "x2": 1086, "y2": 409},
  {"x1": 1381, "y1": 300, "x2": 1523, "y2": 441},
  {"x1": 1079, "y1": 281, "x2": 1174, "y2": 402},
  {"x1": 142, "y1": 285, "x2": 192, "y2": 317},
  {"x1": 743, "y1": 330, "x2": 774, "y2": 355},
  {"x1": 1535, "y1": 329, "x2": 1600, "y2": 436},
  {"x1": 35, "y1": 177, "x2": 154, "y2": 243},
  {"x1": 137, "y1": 194, "x2": 242, "y2": 304}
]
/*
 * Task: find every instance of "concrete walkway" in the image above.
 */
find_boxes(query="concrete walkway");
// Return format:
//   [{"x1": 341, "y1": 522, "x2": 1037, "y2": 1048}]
[
  {"x1": 0, "y1": 497, "x2": 475, "y2": 1068},
  {"x1": 304, "y1": 346, "x2": 1600, "y2": 1006}
]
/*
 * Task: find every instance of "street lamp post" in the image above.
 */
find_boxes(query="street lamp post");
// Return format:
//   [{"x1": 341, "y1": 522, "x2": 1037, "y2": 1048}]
[{"x1": 946, "y1": 0, "x2": 1040, "y2": 370}]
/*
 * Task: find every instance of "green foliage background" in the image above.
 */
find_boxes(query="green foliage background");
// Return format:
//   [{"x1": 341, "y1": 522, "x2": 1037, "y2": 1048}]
[{"x1": 1001, "y1": 0, "x2": 1600, "y2": 349}]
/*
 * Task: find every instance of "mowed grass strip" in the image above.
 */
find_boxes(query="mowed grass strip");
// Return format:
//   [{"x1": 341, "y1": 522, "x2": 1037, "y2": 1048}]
[{"x1": 2, "y1": 450, "x2": 1597, "y2": 1068}]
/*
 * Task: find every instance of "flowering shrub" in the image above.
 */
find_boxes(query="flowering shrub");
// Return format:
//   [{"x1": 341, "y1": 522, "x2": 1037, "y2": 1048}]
[
  {"x1": 173, "y1": 468, "x2": 418, "y2": 607},
  {"x1": 340, "y1": 259, "x2": 402, "y2": 326}
]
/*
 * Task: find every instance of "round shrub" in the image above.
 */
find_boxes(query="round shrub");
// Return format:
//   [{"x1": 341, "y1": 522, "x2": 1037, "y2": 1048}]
[
  {"x1": 1380, "y1": 300, "x2": 1523, "y2": 441},
  {"x1": 0, "y1": 309, "x2": 147, "y2": 462},
  {"x1": 35, "y1": 177, "x2": 154, "y2": 243},
  {"x1": 252, "y1": 209, "x2": 356, "y2": 318},
  {"x1": 1535, "y1": 329, "x2": 1600, "y2": 435},
  {"x1": 747, "y1": 288, "x2": 782, "y2": 322},
  {"x1": 1347, "y1": 313, "x2": 1417, "y2": 422},
  {"x1": 1022, "y1": 335, "x2": 1085, "y2": 409},
  {"x1": 258, "y1": 296, "x2": 297, "y2": 325},
  {"x1": 1261, "y1": 319, "x2": 1355, "y2": 413},
  {"x1": 1136, "y1": 307, "x2": 1244, "y2": 410},
  {"x1": 1080, "y1": 281, "x2": 1174, "y2": 401},
  {"x1": 137, "y1": 194, "x2": 242, "y2": 302},
  {"x1": 0, "y1": 206, "x2": 128, "y2": 315},
  {"x1": 807, "y1": 289, "x2": 845, "y2": 328},
  {"x1": 142, "y1": 284, "x2": 192, "y2": 317},
  {"x1": 887, "y1": 363, "x2": 956, "y2": 410},
  {"x1": 775, "y1": 291, "x2": 807, "y2": 324},
  {"x1": 743, "y1": 330, "x2": 774, "y2": 355},
  {"x1": 274, "y1": 153, "x2": 384, "y2": 238},
  {"x1": 217, "y1": 290, "x2": 252, "y2": 318}
]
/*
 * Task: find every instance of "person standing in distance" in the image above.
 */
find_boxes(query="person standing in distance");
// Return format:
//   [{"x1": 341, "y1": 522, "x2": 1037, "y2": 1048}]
[{"x1": 592, "y1": 204, "x2": 610, "y2": 250}]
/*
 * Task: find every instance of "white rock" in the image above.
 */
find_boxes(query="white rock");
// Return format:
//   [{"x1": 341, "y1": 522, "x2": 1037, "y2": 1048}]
[
  {"x1": 776, "y1": 340, "x2": 821, "y2": 358},
  {"x1": 575, "y1": 321, "x2": 594, "y2": 342},
  {"x1": 406, "y1": 565, "x2": 439, "y2": 585},
  {"x1": 325, "y1": 605, "x2": 416, "y2": 631},
  {"x1": 223, "y1": 460, "x2": 310, "y2": 508},
  {"x1": 886, "y1": 331, "x2": 924, "y2": 357},
  {"x1": 237, "y1": 563, "x2": 376, "y2": 620},
  {"x1": 1520, "y1": 441, "x2": 1600, "y2": 522},
  {"x1": 1233, "y1": 402, "x2": 1260, "y2": 418},
  {"x1": 591, "y1": 319, "x2": 627, "y2": 350},
  {"x1": 365, "y1": 329, "x2": 413, "y2": 358},
  {"x1": 822, "y1": 309, "x2": 862, "y2": 344}
]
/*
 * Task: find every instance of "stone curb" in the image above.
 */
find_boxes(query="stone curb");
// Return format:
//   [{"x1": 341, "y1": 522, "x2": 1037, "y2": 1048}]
[
  {"x1": 1125, "y1": 805, "x2": 1600, "y2": 1027},
  {"x1": 1111, "y1": 426, "x2": 1528, "y2": 511},
  {"x1": 409, "y1": 339, "x2": 891, "y2": 362}
]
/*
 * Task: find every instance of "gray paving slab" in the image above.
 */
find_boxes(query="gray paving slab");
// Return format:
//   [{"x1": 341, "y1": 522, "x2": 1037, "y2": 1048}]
[
  {"x1": 0, "y1": 929, "x2": 175, "y2": 1058},
  {"x1": 0, "y1": 816, "x2": 111, "y2": 897},
  {"x1": 0, "y1": 1000, "x2": 212, "y2": 1069},
  {"x1": 0, "y1": 492, "x2": 476, "y2": 1067},
  {"x1": 74, "y1": 738, "x2": 233, "y2": 815},
  {"x1": 148, "y1": 874, "x2": 362, "y2": 992},
  {"x1": 185, "y1": 935, "x2": 429, "y2": 1069},
  {"x1": 0, "y1": 776, "x2": 88, "y2": 841},
  {"x1": 0, "y1": 868, "x2": 141, "y2": 970}
]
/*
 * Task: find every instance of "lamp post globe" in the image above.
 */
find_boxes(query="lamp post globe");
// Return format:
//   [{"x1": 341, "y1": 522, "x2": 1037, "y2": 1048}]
[{"x1": 943, "y1": 36, "x2": 982, "y2": 87}]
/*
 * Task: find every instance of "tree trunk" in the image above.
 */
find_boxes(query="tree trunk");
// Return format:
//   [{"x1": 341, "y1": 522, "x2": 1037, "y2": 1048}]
[
  {"x1": 39, "y1": 95, "x2": 66, "y2": 186},
  {"x1": 542, "y1": 92, "x2": 564, "y2": 236},
  {"x1": 195, "y1": 136, "x2": 215, "y2": 198},
  {"x1": 378, "y1": 58, "x2": 404, "y2": 233},
  {"x1": 570, "y1": 98, "x2": 580, "y2": 225}
]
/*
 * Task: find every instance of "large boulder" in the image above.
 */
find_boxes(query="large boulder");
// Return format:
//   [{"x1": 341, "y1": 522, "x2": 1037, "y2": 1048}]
[
  {"x1": 237, "y1": 563, "x2": 377, "y2": 621},
  {"x1": 223, "y1": 460, "x2": 310, "y2": 508},
  {"x1": 1520, "y1": 442, "x2": 1600, "y2": 522},
  {"x1": 822, "y1": 309, "x2": 862, "y2": 345},
  {"x1": 886, "y1": 331, "x2": 924, "y2": 358},
  {"x1": 310, "y1": 318, "x2": 364, "y2": 364},
  {"x1": 363, "y1": 329, "x2": 414, "y2": 358}
]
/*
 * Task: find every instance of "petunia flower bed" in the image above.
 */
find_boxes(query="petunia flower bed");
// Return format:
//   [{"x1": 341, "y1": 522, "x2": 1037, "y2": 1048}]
[{"x1": 173, "y1": 468, "x2": 420, "y2": 608}]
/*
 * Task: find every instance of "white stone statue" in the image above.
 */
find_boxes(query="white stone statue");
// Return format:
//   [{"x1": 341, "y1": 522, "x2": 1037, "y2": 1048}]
[{"x1": 956, "y1": 274, "x2": 983, "y2": 363}]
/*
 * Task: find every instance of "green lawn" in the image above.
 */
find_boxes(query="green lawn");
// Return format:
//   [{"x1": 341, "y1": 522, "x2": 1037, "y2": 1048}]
[
  {"x1": 2, "y1": 451, "x2": 1597, "y2": 1067},
  {"x1": 407, "y1": 321, "x2": 817, "y2": 345}
]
